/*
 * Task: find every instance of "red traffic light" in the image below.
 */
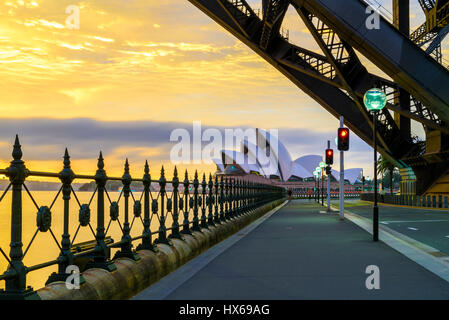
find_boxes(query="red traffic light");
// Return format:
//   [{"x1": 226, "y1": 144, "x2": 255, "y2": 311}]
[
  {"x1": 338, "y1": 128, "x2": 350, "y2": 151},
  {"x1": 325, "y1": 148, "x2": 333, "y2": 165}
]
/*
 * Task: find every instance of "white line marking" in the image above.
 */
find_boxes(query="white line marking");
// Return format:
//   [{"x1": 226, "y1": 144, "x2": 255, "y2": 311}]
[
  {"x1": 383, "y1": 219, "x2": 449, "y2": 224},
  {"x1": 407, "y1": 227, "x2": 419, "y2": 231}
]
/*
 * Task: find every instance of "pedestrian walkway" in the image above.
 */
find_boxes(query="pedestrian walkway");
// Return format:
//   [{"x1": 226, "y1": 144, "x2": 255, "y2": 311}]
[{"x1": 134, "y1": 200, "x2": 449, "y2": 300}]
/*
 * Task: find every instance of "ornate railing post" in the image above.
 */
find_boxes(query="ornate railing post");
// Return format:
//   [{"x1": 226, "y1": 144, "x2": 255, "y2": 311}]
[
  {"x1": 86, "y1": 152, "x2": 116, "y2": 272},
  {"x1": 155, "y1": 167, "x2": 170, "y2": 245},
  {"x1": 192, "y1": 171, "x2": 201, "y2": 231},
  {"x1": 229, "y1": 178, "x2": 235, "y2": 218},
  {"x1": 242, "y1": 180, "x2": 247, "y2": 214},
  {"x1": 236, "y1": 179, "x2": 242, "y2": 216},
  {"x1": 251, "y1": 182, "x2": 256, "y2": 211},
  {"x1": 170, "y1": 167, "x2": 182, "y2": 239},
  {"x1": 181, "y1": 170, "x2": 191, "y2": 235},
  {"x1": 114, "y1": 159, "x2": 140, "y2": 260},
  {"x1": 207, "y1": 174, "x2": 215, "y2": 226},
  {"x1": 200, "y1": 173, "x2": 208, "y2": 229},
  {"x1": 224, "y1": 178, "x2": 230, "y2": 220},
  {"x1": 137, "y1": 160, "x2": 156, "y2": 251},
  {"x1": 214, "y1": 175, "x2": 220, "y2": 224},
  {"x1": 0, "y1": 136, "x2": 39, "y2": 299},
  {"x1": 220, "y1": 176, "x2": 226, "y2": 222},
  {"x1": 47, "y1": 149, "x2": 83, "y2": 285}
]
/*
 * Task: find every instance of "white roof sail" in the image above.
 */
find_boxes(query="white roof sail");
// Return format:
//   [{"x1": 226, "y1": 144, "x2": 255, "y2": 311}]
[
  {"x1": 241, "y1": 139, "x2": 268, "y2": 177},
  {"x1": 331, "y1": 168, "x2": 363, "y2": 184},
  {"x1": 221, "y1": 150, "x2": 263, "y2": 175},
  {"x1": 256, "y1": 129, "x2": 292, "y2": 181},
  {"x1": 290, "y1": 162, "x2": 311, "y2": 179},
  {"x1": 212, "y1": 158, "x2": 224, "y2": 172},
  {"x1": 294, "y1": 155, "x2": 322, "y2": 177}
]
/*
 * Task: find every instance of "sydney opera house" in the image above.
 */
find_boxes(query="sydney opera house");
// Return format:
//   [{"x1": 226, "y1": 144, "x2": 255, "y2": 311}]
[{"x1": 212, "y1": 129, "x2": 363, "y2": 185}]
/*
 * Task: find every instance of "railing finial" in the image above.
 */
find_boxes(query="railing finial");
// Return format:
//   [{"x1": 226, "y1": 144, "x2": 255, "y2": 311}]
[
  {"x1": 12, "y1": 134, "x2": 22, "y2": 161},
  {"x1": 144, "y1": 160, "x2": 149, "y2": 174},
  {"x1": 174, "y1": 165, "x2": 178, "y2": 178},
  {"x1": 63, "y1": 148, "x2": 70, "y2": 169},
  {"x1": 97, "y1": 151, "x2": 104, "y2": 170}
]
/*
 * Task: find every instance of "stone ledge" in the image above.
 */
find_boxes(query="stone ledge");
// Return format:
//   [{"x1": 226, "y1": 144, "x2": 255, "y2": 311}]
[{"x1": 36, "y1": 199, "x2": 286, "y2": 300}]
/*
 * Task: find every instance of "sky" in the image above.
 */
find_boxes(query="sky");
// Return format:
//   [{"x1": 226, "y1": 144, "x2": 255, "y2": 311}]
[{"x1": 0, "y1": 0, "x2": 442, "y2": 181}]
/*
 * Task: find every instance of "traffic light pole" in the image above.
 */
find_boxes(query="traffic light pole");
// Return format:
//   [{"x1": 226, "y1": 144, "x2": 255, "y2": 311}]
[
  {"x1": 327, "y1": 140, "x2": 331, "y2": 212},
  {"x1": 321, "y1": 172, "x2": 324, "y2": 206},
  {"x1": 339, "y1": 116, "x2": 344, "y2": 220}
]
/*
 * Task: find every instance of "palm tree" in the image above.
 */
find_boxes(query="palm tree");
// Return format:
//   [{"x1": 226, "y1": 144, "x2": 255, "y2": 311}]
[{"x1": 377, "y1": 155, "x2": 396, "y2": 195}]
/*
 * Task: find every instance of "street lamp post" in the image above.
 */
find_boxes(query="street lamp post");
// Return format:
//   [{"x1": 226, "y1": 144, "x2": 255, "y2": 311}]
[
  {"x1": 319, "y1": 162, "x2": 326, "y2": 206},
  {"x1": 364, "y1": 88, "x2": 387, "y2": 242},
  {"x1": 315, "y1": 167, "x2": 321, "y2": 204}
]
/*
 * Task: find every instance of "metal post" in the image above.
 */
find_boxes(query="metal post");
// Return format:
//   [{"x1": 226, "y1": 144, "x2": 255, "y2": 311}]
[
  {"x1": 220, "y1": 176, "x2": 226, "y2": 221},
  {"x1": 47, "y1": 149, "x2": 82, "y2": 284},
  {"x1": 170, "y1": 167, "x2": 182, "y2": 239},
  {"x1": 137, "y1": 160, "x2": 156, "y2": 251},
  {"x1": 214, "y1": 175, "x2": 221, "y2": 224},
  {"x1": 200, "y1": 173, "x2": 208, "y2": 228},
  {"x1": 181, "y1": 170, "x2": 191, "y2": 235},
  {"x1": 114, "y1": 159, "x2": 140, "y2": 260},
  {"x1": 86, "y1": 152, "x2": 116, "y2": 272},
  {"x1": 339, "y1": 116, "x2": 345, "y2": 220},
  {"x1": 321, "y1": 171, "x2": 324, "y2": 206},
  {"x1": 208, "y1": 174, "x2": 215, "y2": 226},
  {"x1": 373, "y1": 111, "x2": 379, "y2": 242},
  {"x1": 0, "y1": 136, "x2": 39, "y2": 299},
  {"x1": 192, "y1": 170, "x2": 200, "y2": 231},
  {"x1": 327, "y1": 142, "x2": 331, "y2": 212},
  {"x1": 155, "y1": 166, "x2": 170, "y2": 245}
]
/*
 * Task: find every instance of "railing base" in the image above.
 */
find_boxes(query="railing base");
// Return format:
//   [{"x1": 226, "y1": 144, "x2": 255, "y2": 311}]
[
  {"x1": 113, "y1": 251, "x2": 141, "y2": 262},
  {"x1": 46, "y1": 272, "x2": 86, "y2": 286},
  {"x1": 0, "y1": 287, "x2": 41, "y2": 300},
  {"x1": 85, "y1": 261, "x2": 117, "y2": 272}
]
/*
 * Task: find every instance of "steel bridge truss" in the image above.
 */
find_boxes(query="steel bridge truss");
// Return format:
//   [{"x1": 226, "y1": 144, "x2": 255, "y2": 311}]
[
  {"x1": 412, "y1": 0, "x2": 449, "y2": 63},
  {"x1": 189, "y1": 0, "x2": 449, "y2": 193}
]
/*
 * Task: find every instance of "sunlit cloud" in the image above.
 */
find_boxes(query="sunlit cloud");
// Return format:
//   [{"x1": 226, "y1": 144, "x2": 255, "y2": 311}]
[{"x1": 0, "y1": 0, "x2": 437, "y2": 178}]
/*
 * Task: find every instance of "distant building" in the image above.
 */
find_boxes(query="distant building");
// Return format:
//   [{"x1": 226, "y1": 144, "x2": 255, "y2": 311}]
[{"x1": 213, "y1": 128, "x2": 362, "y2": 184}]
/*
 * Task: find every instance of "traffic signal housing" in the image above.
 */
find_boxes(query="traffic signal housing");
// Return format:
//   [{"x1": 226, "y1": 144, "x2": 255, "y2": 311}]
[
  {"x1": 325, "y1": 148, "x2": 334, "y2": 165},
  {"x1": 326, "y1": 166, "x2": 332, "y2": 175},
  {"x1": 338, "y1": 128, "x2": 350, "y2": 151}
]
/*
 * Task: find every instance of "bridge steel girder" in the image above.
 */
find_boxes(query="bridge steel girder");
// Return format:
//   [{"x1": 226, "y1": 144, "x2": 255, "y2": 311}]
[
  {"x1": 188, "y1": 0, "x2": 449, "y2": 194},
  {"x1": 293, "y1": 0, "x2": 449, "y2": 124}
]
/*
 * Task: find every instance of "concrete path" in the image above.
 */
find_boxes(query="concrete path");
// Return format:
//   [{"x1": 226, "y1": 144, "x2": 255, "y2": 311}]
[{"x1": 136, "y1": 200, "x2": 449, "y2": 300}]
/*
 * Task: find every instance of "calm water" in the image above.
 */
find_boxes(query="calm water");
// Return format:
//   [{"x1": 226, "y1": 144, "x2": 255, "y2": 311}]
[{"x1": 0, "y1": 190, "x2": 179, "y2": 290}]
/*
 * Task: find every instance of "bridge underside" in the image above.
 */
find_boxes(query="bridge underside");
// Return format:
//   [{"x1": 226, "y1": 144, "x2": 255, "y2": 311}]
[{"x1": 187, "y1": 0, "x2": 449, "y2": 195}]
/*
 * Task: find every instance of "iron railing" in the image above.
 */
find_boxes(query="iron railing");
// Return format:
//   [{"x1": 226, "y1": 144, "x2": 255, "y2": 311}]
[
  {"x1": 361, "y1": 192, "x2": 449, "y2": 208},
  {"x1": 0, "y1": 136, "x2": 284, "y2": 299}
]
